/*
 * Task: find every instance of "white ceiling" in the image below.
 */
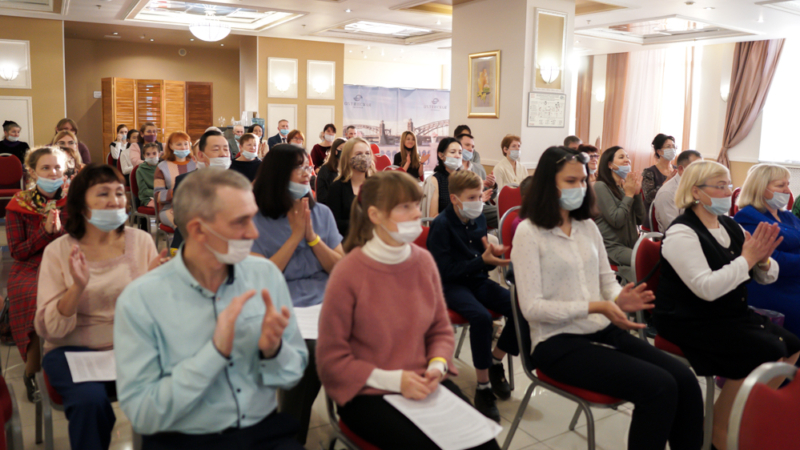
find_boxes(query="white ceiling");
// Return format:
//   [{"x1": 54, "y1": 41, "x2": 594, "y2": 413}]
[{"x1": 5, "y1": 0, "x2": 800, "y2": 62}]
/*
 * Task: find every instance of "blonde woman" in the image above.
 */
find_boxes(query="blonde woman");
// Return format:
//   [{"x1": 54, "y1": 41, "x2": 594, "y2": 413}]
[
  {"x1": 654, "y1": 160, "x2": 800, "y2": 449},
  {"x1": 326, "y1": 137, "x2": 375, "y2": 237},
  {"x1": 52, "y1": 130, "x2": 84, "y2": 179},
  {"x1": 394, "y1": 131, "x2": 429, "y2": 181},
  {"x1": 734, "y1": 164, "x2": 800, "y2": 336}
]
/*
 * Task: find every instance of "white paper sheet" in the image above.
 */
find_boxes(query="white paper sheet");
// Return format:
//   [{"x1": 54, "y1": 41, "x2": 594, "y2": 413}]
[
  {"x1": 65, "y1": 350, "x2": 116, "y2": 383},
  {"x1": 293, "y1": 304, "x2": 322, "y2": 340},
  {"x1": 384, "y1": 386, "x2": 503, "y2": 450}
]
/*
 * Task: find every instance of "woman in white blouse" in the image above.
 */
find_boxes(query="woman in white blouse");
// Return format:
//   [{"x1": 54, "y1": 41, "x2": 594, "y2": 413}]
[
  {"x1": 512, "y1": 146, "x2": 703, "y2": 450},
  {"x1": 492, "y1": 135, "x2": 528, "y2": 193},
  {"x1": 653, "y1": 160, "x2": 800, "y2": 450}
]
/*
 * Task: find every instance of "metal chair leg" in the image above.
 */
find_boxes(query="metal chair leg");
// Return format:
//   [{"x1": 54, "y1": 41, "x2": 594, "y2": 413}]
[
  {"x1": 507, "y1": 354, "x2": 514, "y2": 390},
  {"x1": 455, "y1": 325, "x2": 469, "y2": 359},
  {"x1": 583, "y1": 403, "x2": 596, "y2": 450},
  {"x1": 501, "y1": 382, "x2": 536, "y2": 450},
  {"x1": 702, "y1": 376, "x2": 715, "y2": 450},
  {"x1": 35, "y1": 396, "x2": 42, "y2": 444},
  {"x1": 568, "y1": 404, "x2": 583, "y2": 431}
]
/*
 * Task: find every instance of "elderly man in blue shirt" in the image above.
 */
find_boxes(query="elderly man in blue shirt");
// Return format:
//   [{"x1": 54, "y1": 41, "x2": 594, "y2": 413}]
[{"x1": 114, "y1": 168, "x2": 307, "y2": 450}]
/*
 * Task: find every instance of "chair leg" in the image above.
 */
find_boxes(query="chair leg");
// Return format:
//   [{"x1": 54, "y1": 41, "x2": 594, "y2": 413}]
[
  {"x1": 455, "y1": 325, "x2": 469, "y2": 359},
  {"x1": 568, "y1": 404, "x2": 582, "y2": 431},
  {"x1": 582, "y1": 402, "x2": 596, "y2": 450},
  {"x1": 507, "y1": 354, "x2": 514, "y2": 390},
  {"x1": 36, "y1": 373, "x2": 54, "y2": 450},
  {"x1": 35, "y1": 397, "x2": 42, "y2": 444},
  {"x1": 635, "y1": 311, "x2": 647, "y2": 341},
  {"x1": 133, "y1": 430, "x2": 143, "y2": 450},
  {"x1": 702, "y1": 376, "x2": 715, "y2": 450},
  {"x1": 501, "y1": 383, "x2": 536, "y2": 450}
]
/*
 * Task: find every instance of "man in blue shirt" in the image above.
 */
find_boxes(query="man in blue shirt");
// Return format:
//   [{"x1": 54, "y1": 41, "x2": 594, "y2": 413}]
[{"x1": 115, "y1": 168, "x2": 307, "y2": 450}]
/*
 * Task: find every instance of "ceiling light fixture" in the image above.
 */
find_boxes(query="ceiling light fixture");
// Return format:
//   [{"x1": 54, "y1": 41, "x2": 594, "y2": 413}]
[
  {"x1": 704, "y1": 6, "x2": 715, "y2": 10},
  {"x1": 345, "y1": 9, "x2": 351, "y2": 13},
  {"x1": 190, "y1": 10, "x2": 231, "y2": 42},
  {"x1": 150, "y1": 38, "x2": 154, "y2": 41},
  {"x1": 190, "y1": 38, "x2": 194, "y2": 41},
  {"x1": 0, "y1": 65, "x2": 19, "y2": 81},
  {"x1": 113, "y1": 32, "x2": 119, "y2": 35},
  {"x1": 436, "y1": 19, "x2": 441, "y2": 25}
]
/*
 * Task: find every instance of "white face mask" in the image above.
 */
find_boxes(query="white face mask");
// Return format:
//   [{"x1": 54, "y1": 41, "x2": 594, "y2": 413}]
[
  {"x1": 509, "y1": 150, "x2": 520, "y2": 161},
  {"x1": 444, "y1": 156, "x2": 462, "y2": 171},
  {"x1": 7, "y1": 136, "x2": 19, "y2": 142},
  {"x1": 196, "y1": 161, "x2": 207, "y2": 170},
  {"x1": 382, "y1": 219, "x2": 423, "y2": 244},
  {"x1": 241, "y1": 150, "x2": 257, "y2": 161},
  {"x1": 145, "y1": 157, "x2": 159, "y2": 166},
  {"x1": 662, "y1": 148, "x2": 677, "y2": 161},
  {"x1": 324, "y1": 134, "x2": 335, "y2": 143},
  {"x1": 208, "y1": 157, "x2": 232, "y2": 170},
  {"x1": 458, "y1": 199, "x2": 484, "y2": 220},
  {"x1": 201, "y1": 222, "x2": 253, "y2": 265}
]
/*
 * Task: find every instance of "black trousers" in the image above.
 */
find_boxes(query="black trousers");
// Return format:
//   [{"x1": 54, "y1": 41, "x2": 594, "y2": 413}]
[
  {"x1": 338, "y1": 379, "x2": 501, "y2": 450},
  {"x1": 531, "y1": 325, "x2": 704, "y2": 450},
  {"x1": 278, "y1": 339, "x2": 321, "y2": 445},
  {"x1": 141, "y1": 412, "x2": 303, "y2": 450}
]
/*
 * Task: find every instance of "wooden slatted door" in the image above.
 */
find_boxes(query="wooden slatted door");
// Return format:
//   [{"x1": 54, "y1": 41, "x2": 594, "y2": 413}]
[
  {"x1": 136, "y1": 79, "x2": 165, "y2": 142},
  {"x1": 163, "y1": 81, "x2": 186, "y2": 140},
  {"x1": 186, "y1": 82, "x2": 213, "y2": 142},
  {"x1": 101, "y1": 77, "x2": 136, "y2": 161}
]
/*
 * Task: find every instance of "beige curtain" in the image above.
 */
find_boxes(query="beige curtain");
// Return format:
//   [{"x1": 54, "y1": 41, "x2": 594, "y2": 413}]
[
  {"x1": 602, "y1": 52, "x2": 629, "y2": 152},
  {"x1": 682, "y1": 47, "x2": 695, "y2": 149},
  {"x1": 576, "y1": 55, "x2": 594, "y2": 144},
  {"x1": 717, "y1": 39, "x2": 785, "y2": 168}
]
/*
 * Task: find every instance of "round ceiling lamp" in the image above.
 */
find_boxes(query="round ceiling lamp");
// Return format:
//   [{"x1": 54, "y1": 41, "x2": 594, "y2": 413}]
[{"x1": 190, "y1": 10, "x2": 231, "y2": 42}]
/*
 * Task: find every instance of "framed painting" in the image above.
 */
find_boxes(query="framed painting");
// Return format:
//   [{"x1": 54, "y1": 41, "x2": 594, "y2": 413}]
[{"x1": 468, "y1": 50, "x2": 500, "y2": 118}]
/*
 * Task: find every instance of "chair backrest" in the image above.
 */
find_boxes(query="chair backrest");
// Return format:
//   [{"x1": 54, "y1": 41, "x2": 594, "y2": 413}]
[
  {"x1": 375, "y1": 154, "x2": 392, "y2": 172},
  {"x1": 731, "y1": 187, "x2": 742, "y2": 216},
  {"x1": 498, "y1": 185, "x2": 522, "y2": 219},
  {"x1": 728, "y1": 362, "x2": 800, "y2": 450},
  {"x1": 789, "y1": 192, "x2": 795, "y2": 211},
  {"x1": 130, "y1": 164, "x2": 141, "y2": 208},
  {"x1": 631, "y1": 232, "x2": 664, "y2": 293},
  {"x1": 0, "y1": 154, "x2": 23, "y2": 186},
  {"x1": 499, "y1": 206, "x2": 520, "y2": 260},
  {"x1": 370, "y1": 143, "x2": 380, "y2": 154},
  {"x1": 650, "y1": 202, "x2": 659, "y2": 233},
  {"x1": 106, "y1": 152, "x2": 115, "y2": 166},
  {"x1": 414, "y1": 225, "x2": 430, "y2": 249},
  {"x1": 509, "y1": 283, "x2": 536, "y2": 380}
]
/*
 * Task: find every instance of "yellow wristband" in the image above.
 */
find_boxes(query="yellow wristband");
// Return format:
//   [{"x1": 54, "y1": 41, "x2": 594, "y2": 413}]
[
  {"x1": 307, "y1": 235, "x2": 321, "y2": 247},
  {"x1": 429, "y1": 357, "x2": 448, "y2": 367}
]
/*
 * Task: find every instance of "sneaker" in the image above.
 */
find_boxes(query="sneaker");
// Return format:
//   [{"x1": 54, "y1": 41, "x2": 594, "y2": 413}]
[
  {"x1": 488, "y1": 364, "x2": 511, "y2": 400},
  {"x1": 474, "y1": 388, "x2": 500, "y2": 423},
  {"x1": 23, "y1": 373, "x2": 40, "y2": 403}
]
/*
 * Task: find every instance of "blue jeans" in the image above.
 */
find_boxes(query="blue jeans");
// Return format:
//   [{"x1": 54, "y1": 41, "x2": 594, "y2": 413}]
[{"x1": 41, "y1": 346, "x2": 116, "y2": 450}]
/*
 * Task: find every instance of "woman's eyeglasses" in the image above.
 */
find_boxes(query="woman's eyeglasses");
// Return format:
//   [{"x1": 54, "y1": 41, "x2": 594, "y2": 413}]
[
  {"x1": 294, "y1": 165, "x2": 313, "y2": 174},
  {"x1": 556, "y1": 152, "x2": 590, "y2": 165},
  {"x1": 698, "y1": 184, "x2": 734, "y2": 192}
]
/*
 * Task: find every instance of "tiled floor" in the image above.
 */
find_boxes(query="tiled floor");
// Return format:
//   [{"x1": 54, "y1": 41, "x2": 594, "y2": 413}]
[{"x1": 0, "y1": 221, "x2": 718, "y2": 450}]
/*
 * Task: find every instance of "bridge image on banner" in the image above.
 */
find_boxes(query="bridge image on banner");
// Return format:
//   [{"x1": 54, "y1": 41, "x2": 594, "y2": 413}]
[{"x1": 343, "y1": 85, "x2": 450, "y2": 173}]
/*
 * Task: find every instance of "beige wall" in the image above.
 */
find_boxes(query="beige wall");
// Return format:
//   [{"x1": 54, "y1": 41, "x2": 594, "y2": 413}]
[
  {"x1": 65, "y1": 38, "x2": 240, "y2": 162},
  {"x1": 257, "y1": 37, "x2": 344, "y2": 137},
  {"x1": 0, "y1": 17, "x2": 65, "y2": 146}
]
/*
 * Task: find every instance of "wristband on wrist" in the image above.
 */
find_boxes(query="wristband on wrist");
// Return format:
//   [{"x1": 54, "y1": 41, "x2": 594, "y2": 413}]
[
  {"x1": 428, "y1": 357, "x2": 448, "y2": 375},
  {"x1": 307, "y1": 235, "x2": 321, "y2": 247}
]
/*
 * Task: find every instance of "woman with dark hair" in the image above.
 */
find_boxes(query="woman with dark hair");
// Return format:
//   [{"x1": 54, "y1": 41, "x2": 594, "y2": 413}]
[
  {"x1": 109, "y1": 124, "x2": 128, "y2": 161},
  {"x1": 310, "y1": 123, "x2": 337, "y2": 171},
  {"x1": 247, "y1": 123, "x2": 268, "y2": 157},
  {"x1": 35, "y1": 163, "x2": 162, "y2": 450},
  {"x1": 513, "y1": 146, "x2": 703, "y2": 450},
  {"x1": 394, "y1": 131, "x2": 428, "y2": 181},
  {"x1": 423, "y1": 137, "x2": 462, "y2": 218},
  {"x1": 316, "y1": 138, "x2": 346, "y2": 204},
  {"x1": 642, "y1": 134, "x2": 677, "y2": 228},
  {"x1": 577, "y1": 144, "x2": 600, "y2": 184},
  {"x1": 594, "y1": 146, "x2": 645, "y2": 283},
  {"x1": 251, "y1": 144, "x2": 344, "y2": 445},
  {"x1": 1, "y1": 120, "x2": 30, "y2": 165}
]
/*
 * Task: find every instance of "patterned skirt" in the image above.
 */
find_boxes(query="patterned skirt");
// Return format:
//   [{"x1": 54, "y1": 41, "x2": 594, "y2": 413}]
[{"x1": 7, "y1": 262, "x2": 39, "y2": 361}]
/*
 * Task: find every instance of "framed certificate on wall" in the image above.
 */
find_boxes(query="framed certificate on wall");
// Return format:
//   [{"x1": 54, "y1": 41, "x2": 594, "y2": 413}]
[{"x1": 527, "y1": 91, "x2": 566, "y2": 128}]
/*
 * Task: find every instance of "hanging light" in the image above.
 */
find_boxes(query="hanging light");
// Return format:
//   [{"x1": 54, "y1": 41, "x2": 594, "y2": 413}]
[{"x1": 190, "y1": 10, "x2": 231, "y2": 42}]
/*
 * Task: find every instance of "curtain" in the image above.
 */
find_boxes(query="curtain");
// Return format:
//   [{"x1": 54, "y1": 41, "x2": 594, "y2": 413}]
[
  {"x1": 619, "y1": 50, "x2": 666, "y2": 172},
  {"x1": 717, "y1": 39, "x2": 785, "y2": 168},
  {"x1": 682, "y1": 47, "x2": 695, "y2": 150},
  {"x1": 601, "y1": 52, "x2": 629, "y2": 152},
  {"x1": 576, "y1": 55, "x2": 594, "y2": 144}
]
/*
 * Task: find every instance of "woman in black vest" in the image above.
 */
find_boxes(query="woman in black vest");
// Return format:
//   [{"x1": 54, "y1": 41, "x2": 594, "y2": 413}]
[
  {"x1": 425, "y1": 137, "x2": 462, "y2": 218},
  {"x1": 654, "y1": 160, "x2": 800, "y2": 450}
]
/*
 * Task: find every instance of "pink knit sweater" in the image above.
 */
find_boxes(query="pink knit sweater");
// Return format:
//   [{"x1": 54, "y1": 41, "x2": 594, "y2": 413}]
[{"x1": 317, "y1": 245, "x2": 456, "y2": 405}]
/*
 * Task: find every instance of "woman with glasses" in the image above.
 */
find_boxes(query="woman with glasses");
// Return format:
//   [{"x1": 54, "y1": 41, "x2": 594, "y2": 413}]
[
  {"x1": 250, "y1": 144, "x2": 344, "y2": 445},
  {"x1": 577, "y1": 144, "x2": 600, "y2": 184},
  {"x1": 326, "y1": 138, "x2": 375, "y2": 238},
  {"x1": 642, "y1": 134, "x2": 678, "y2": 229},
  {"x1": 514, "y1": 146, "x2": 703, "y2": 450},
  {"x1": 654, "y1": 160, "x2": 800, "y2": 450}
]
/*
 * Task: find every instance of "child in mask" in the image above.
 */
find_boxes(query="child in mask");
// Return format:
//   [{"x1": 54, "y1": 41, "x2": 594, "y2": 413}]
[
  {"x1": 136, "y1": 143, "x2": 160, "y2": 208},
  {"x1": 230, "y1": 133, "x2": 262, "y2": 182},
  {"x1": 426, "y1": 170, "x2": 520, "y2": 423}
]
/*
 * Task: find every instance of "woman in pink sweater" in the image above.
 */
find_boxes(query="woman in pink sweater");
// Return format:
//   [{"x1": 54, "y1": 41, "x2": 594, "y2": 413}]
[{"x1": 317, "y1": 171, "x2": 500, "y2": 450}]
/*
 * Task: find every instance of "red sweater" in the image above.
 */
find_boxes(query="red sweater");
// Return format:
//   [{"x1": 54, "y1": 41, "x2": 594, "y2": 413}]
[{"x1": 317, "y1": 245, "x2": 456, "y2": 405}]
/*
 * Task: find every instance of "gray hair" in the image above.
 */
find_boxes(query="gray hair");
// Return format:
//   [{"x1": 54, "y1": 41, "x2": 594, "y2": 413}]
[{"x1": 173, "y1": 168, "x2": 252, "y2": 236}]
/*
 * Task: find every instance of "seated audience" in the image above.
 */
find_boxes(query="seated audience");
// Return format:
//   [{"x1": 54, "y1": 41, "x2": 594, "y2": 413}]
[
  {"x1": 563, "y1": 135, "x2": 582, "y2": 150},
  {"x1": 310, "y1": 123, "x2": 336, "y2": 171},
  {"x1": 653, "y1": 150, "x2": 702, "y2": 231},
  {"x1": 594, "y1": 146, "x2": 645, "y2": 283},
  {"x1": 109, "y1": 124, "x2": 128, "y2": 161},
  {"x1": 268, "y1": 119, "x2": 290, "y2": 149},
  {"x1": 315, "y1": 138, "x2": 345, "y2": 204},
  {"x1": 509, "y1": 175, "x2": 534, "y2": 238},
  {"x1": 251, "y1": 144, "x2": 344, "y2": 444},
  {"x1": 228, "y1": 124, "x2": 245, "y2": 158},
  {"x1": 427, "y1": 170, "x2": 517, "y2": 422},
  {"x1": 654, "y1": 160, "x2": 800, "y2": 449},
  {"x1": 458, "y1": 133, "x2": 496, "y2": 228},
  {"x1": 317, "y1": 171, "x2": 500, "y2": 450},
  {"x1": 344, "y1": 125, "x2": 356, "y2": 140},
  {"x1": 115, "y1": 168, "x2": 306, "y2": 450},
  {"x1": 247, "y1": 123, "x2": 268, "y2": 158},
  {"x1": 734, "y1": 164, "x2": 800, "y2": 336},
  {"x1": 154, "y1": 132, "x2": 197, "y2": 228},
  {"x1": 230, "y1": 133, "x2": 261, "y2": 182},
  {"x1": 394, "y1": 131, "x2": 429, "y2": 181},
  {"x1": 55, "y1": 118, "x2": 92, "y2": 164},
  {"x1": 423, "y1": 137, "x2": 463, "y2": 218},
  {"x1": 136, "y1": 143, "x2": 160, "y2": 208},
  {"x1": 642, "y1": 134, "x2": 677, "y2": 229},
  {"x1": 492, "y1": 135, "x2": 528, "y2": 193},
  {"x1": 52, "y1": 130, "x2": 84, "y2": 178},
  {"x1": 6, "y1": 146, "x2": 68, "y2": 402},
  {"x1": 135, "y1": 122, "x2": 162, "y2": 159},
  {"x1": 513, "y1": 146, "x2": 703, "y2": 450},
  {"x1": 454, "y1": 124, "x2": 481, "y2": 163},
  {"x1": 578, "y1": 144, "x2": 599, "y2": 184},
  {"x1": 35, "y1": 163, "x2": 160, "y2": 450},
  {"x1": 326, "y1": 138, "x2": 374, "y2": 237},
  {"x1": 1, "y1": 120, "x2": 30, "y2": 165},
  {"x1": 287, "y1": 130, "x2": 305, "y2": 149},
  {"x1": 119, "y1": 130, "x2": 141, "y2": 176}
]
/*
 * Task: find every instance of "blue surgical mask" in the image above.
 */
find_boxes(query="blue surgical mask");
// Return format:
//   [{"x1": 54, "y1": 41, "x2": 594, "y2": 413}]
[
  {"x1": 36, "y1": 177, "x2": 64, "y2": 194},
  {"x1": 765, "y1": 190, "x2": 791, "y2": 210},
  {"x1": 174, "y1": 150, "x2": 191, "y2": 159},
  {"x1": 699, "y1": 190, "x2": 731, "y2": 216},
  {"x1": 234, "y1": 135, "x2": 241, "y2": 141},
  {"x1": 288, "y1": 181, "x2": 310, "y2": 200},
  {"x1": 86, "y1": 208, "x2": 128, "y2": 232},
  {"x1": 280, "y1": 129, "x2": 289, "y2": 136},
  {"x1": 612, "y1": 164, "x2": 631, "y2": 179},
  {"x1": 559, "y1": 187, "x2": 586, "y2": 211},
  {"x1": 509, "y1": 150, "x2": 520, "y2": 161},
  {"x1": 462, "y1": 149, "x2": 474, "y2": 162}
]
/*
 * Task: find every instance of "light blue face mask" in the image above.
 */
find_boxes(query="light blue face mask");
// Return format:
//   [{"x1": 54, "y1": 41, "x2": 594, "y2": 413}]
[
  {"x1": 765, "y1": 190, "x2": 791, "y2": 210},
  {"x1": 280, "y1": 129, "x2": 290, "y2": 136},
  {"x1": 288, "y1": 181, "x2": 310, "y2": 200},
  {"x1": 559, "y1": 187, "x2": 586, "y2": 211},
  {"x1": 86, "y1": 208, "x2": 128, "y2": 232},
  {"x1": 462, "y1": 149, "x2": 474, "y2": 162},
  {"x1": 612, "y1": 164, "x2": 631, "y2": 179},
  {"x1": 36, "y1": 177, "x2": 64, "y2": 194},
  {"x1": 173, "y1": 149, "x2": 191, "y2": 159},
  {"x1": 699, "y1": 190, "x2": 731, "y2": 216}
]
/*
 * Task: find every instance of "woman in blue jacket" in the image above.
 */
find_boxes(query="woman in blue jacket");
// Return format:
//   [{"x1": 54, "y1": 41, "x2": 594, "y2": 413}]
[{"x1": 734, "y1": 163, "x2": 800, "y2": 335}]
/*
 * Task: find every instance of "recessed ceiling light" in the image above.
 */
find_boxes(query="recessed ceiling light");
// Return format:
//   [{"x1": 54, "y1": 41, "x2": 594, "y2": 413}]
[
  {"x1": 757, "y1": 16, "x2": 764, "y2": 22},
  {"x1": 345, "y1": 9, "x2": 351, "y2": 13},
  {"x1": 150, "y1": 38, "x2": 154, "y2": 41},
  {"x1": 575, "y1": 40, "x2": 580, "y2": 44},
  {"x1": 363, "y1": 55, "x2": 367, "y2": 58},
  {"x1": 367, "y1": 45, "x2": 371, "y2": 49},
  {"x1": 436, "y1": 19, "x2": 441, "y2": 25},
  {"x1": 704, "y1": 6, "x2": 714, "y2": 10},
  {"x1": 348, "y1": 50, "x2": 352, "y2": 53},
  {"x1": 220, "y1": 44, "x2": 224, "y2": 46},
  {"x1": 190, "y1": 38, "x2": 194, "y2": 41},
  {"x1": 113, "y1": 32, "x2": 119, "y2": 35}
]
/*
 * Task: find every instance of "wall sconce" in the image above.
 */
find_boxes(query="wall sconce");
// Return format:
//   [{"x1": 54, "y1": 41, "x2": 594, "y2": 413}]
[
  {"x1": 595, "y1": 86, "x2": 606, "y2": 103},
  {"x1": 268, "y1": 58, "x2": 298, "y2": 98},
  {"x1": 274, "y1": 75, "x2": 291, "y2": 93},
  {"x1": 0, "y1": 65, "x2": 19, "y2": 81},
  {"x1": 720, "y1": 82, "x2": 730, "y2": 102},
  {"x1": 312, "y1": 77, "x2": 330, "y2": 95},
  {"x1": 307, "y1": 60, "x2": 336, "y2": 100},
  {"x1": 538, "y1": 60, "x2": 561, "y2": 84}
]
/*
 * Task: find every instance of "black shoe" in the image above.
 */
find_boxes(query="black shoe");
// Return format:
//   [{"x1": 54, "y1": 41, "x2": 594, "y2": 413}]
[
  {"x1": 488, "y1": 364, "x2": 511, "y2": 400},
  {"x1": 645, "y1": 325, "x2": 657, "y2": 339},
  {"x1": 23, "y1": 372, "x2": 39, "y2": 403},
  {"x1": 474, "y1": 388, "x2": 500, "y2": 423}
]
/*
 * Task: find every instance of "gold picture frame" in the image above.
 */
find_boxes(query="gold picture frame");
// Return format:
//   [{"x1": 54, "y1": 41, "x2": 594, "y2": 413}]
[{"x1": 468, "y1": 50, "x2": 500, "y2": 118}]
